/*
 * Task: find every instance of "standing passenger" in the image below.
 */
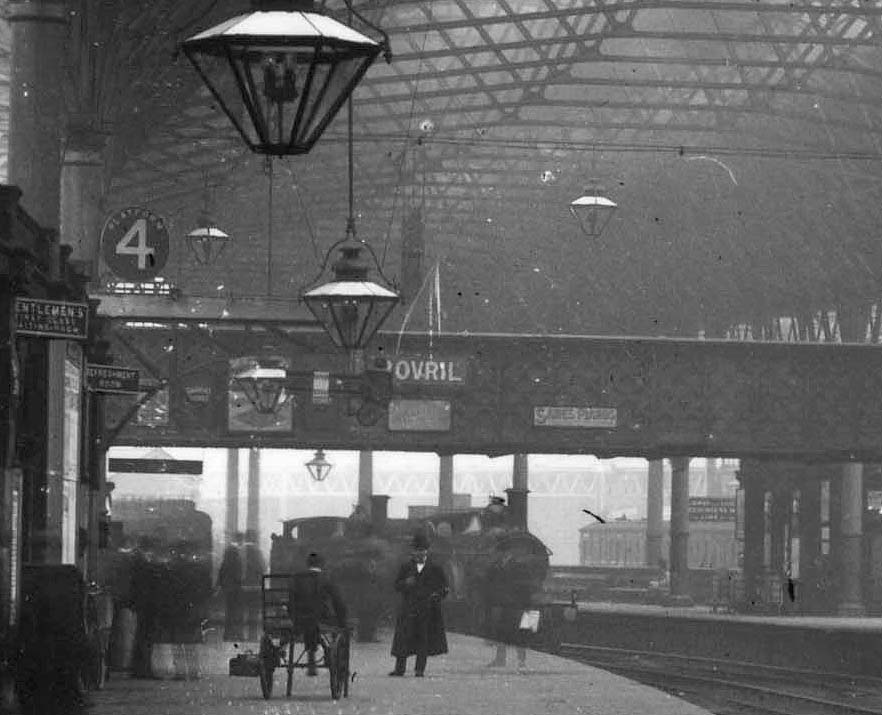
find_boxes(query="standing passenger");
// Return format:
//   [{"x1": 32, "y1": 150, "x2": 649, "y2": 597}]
[
  {"x1": 217, "y1": 533, "x2": 244, "y2": 641},
  {"x1": 389, "y1": 533, "x2": 449, "y2": 677},
  {"x1": 242, "y1": 529, "x2": 266, "y2": 640},
  {"x1": 130, "y1": 538, "x2": 161, "y2": 677},
  {"x1": 483, "y1": 552, "x2": 532, "y2": 670}
]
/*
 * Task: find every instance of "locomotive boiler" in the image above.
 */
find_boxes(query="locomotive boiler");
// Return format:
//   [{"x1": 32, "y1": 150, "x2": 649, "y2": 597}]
[{"x1": 269, "y1": 495, "x2": 551, "y2": 641}]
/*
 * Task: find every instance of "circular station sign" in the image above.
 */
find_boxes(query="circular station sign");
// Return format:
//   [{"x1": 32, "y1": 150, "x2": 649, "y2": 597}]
[{"x1": 101, "y1": 207, "x2": 170, "y2": 281}]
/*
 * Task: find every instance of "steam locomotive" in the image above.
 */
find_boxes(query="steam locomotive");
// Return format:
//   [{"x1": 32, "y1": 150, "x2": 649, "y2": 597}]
[{"x1": 269, "y1": 496, "x2": 551, "y2": 641}]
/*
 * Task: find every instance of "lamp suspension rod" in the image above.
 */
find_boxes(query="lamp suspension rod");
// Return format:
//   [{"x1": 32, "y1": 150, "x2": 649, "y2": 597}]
[
  {"x1": 346, "y1": 97, "x2": 355, "y2": 238},
  {"x1": 346, "y1": 3, "x2": 356, "y2": 240},
  {"x1": 266, "y1": 156, "x2": 274, "y2": 296}
]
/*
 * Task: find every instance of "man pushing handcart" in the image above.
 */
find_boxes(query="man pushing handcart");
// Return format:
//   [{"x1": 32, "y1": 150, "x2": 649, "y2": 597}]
[{"x1": 229, "y1": 552, "x2": 351, "y2": 700}]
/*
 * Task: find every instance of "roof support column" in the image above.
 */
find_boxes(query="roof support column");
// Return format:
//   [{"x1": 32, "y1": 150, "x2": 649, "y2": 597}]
[
  {"x1": 837, "y1": 462, "x2": 865, "y2": 616},
  {"x1": 245, "y1": 447, "x2": 260, "y2": 540},
  {"x1": 358, "y1": 450, "x2": 373, "y2": 518},
  {"x1": 739, "y1": 460, "x2": 767, "y2": 611},
  {"x1": 61, "y1": 120, "x2": 106, "y2": 281},
  {"x1": 645, "y1": 459, "x2": 664, "y2": 567},
  {"x1": 438, "y1": 453, "x2": 453, "y2": 511},
  {"x1": 8, "y1": 0, "x2": 68, "y2": 229},
  {"x1": 669, "y1": 457, "x2": 692, "y2": 604},
  {"x1": 225, "y1": 449, "x2": 240, "y2": 542},
  {"x1": 506, "y1": 453, "x2": 529, "y2": 531}
]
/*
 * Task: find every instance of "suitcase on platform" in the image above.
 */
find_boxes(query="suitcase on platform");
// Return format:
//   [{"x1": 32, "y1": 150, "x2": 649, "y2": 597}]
[{"x1": 229, "y1": 651, "x2": 261, "y2": 677}]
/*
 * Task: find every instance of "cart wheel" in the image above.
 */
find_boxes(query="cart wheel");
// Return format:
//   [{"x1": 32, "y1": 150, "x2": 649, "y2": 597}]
[
  {"x1": 258, "y1": 635, "x2": 275, "y2": 700},
  {"x1": 285, "y1": 639, "x2": 295, "y2": 697}
]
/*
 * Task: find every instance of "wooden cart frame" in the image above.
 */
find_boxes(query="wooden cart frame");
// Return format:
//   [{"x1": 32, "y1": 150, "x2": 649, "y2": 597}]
[{"x1": 256, "y1": 574, "x2": 351, "y2": 700}]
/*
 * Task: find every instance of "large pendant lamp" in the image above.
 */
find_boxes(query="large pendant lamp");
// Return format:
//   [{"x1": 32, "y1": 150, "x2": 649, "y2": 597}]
[{"x1": 182, "y1": 0, "x2": 390, "y2": 156}]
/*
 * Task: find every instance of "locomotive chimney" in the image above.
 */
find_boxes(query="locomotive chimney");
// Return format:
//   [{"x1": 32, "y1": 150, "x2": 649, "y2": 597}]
[
  {"x1": 504, "y1": 488, "x2": 529, "y2": 531},
  {"x1": 370, "y1": 494, "x2": 390, "y2": 534}
]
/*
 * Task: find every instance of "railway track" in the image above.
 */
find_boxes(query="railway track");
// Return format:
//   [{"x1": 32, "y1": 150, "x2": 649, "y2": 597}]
[{"x1": 553, "y1": 642, "x2": 882, "y2": 715}]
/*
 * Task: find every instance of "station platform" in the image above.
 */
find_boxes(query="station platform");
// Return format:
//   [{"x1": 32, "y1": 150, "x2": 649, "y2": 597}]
[
  {"x1": 85, "y1": 631, "x2": 712, "y2": 715},
  {"x1": 575, "y1": 599, "x2": 882, "y2": 631},
  {"x1": 561, "y1": 600, "x2": 882, "y2": 677}
]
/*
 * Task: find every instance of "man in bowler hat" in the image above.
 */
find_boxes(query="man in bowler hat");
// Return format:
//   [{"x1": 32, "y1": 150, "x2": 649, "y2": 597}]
[{"x1": 389, "y1": 532, "x2": 449, "y2": 677}]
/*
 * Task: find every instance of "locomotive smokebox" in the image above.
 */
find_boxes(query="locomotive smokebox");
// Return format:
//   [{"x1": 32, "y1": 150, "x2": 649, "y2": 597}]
[{"x1": 370, "y1": 494, "x2": 390, "y2": 534}]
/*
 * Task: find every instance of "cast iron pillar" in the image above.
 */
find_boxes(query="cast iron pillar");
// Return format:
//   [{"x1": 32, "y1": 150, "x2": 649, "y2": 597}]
[
  {"x1": 358, "y1": 449, "x2": 374, "y2": 517},
  {"x1": 225, "y1": 449, "x2": 239, "y2": 541},
  {"x1": 60, "y1": 121, "x2": 106, "y2": 583},
  {"x1": 82, "y1": 316, "x2": 109, "y2": 582},
  {"x1": 8, "y1": 0, "x2": 70, "y2": 567},
  {"x1": 770, "y1": 487, "x2": 789, "y2": 583},
  {"x1": 61, "y1": 119, "x2": 106, "y2": 280},
  {"x1": 798, "y1": 476, "x2": 822, "y2": 612},
  {"x1": 837, "y1": 462, "x2": 865, "y2": 616},
  {"x1": 358, "y1": 450, "x2": 373, "y2": 519},
  {"x1": 438, "y1": 454, "x2": 453, "y2": 511},
  {"x1": 506, "y1": 453, "x2": 529, "y2": 531},
  {"x1": 741, "y1": 463, "x2": 766, "y2": 611},
  {"x1": 8, "y1": 0, "x2": 68, "y2": 229},
  {"x1": 645, "y1": 459, "x2": 664, "y2": 567},
  {"x1": 669, "y1": 457, "x2": 692, "y2": 602},
  {"x1": 245, "y1": 447, "x2": 260, "y2": 539}
]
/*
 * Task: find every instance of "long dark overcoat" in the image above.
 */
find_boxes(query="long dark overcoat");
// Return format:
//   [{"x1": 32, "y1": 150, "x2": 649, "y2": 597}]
[{"x1": 390, "y1": 558, "x2": 448, "y2": 657}]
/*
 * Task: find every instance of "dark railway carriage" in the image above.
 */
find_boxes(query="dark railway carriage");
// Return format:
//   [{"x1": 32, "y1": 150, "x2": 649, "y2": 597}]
[{"x1": 269, "y1": 498, "x2": 551, "y2": 641}]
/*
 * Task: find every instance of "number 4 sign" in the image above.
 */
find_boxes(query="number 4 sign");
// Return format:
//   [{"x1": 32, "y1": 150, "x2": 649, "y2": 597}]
[{"x1": 101, "y1": 207, "x2": 170, "y2": 281}]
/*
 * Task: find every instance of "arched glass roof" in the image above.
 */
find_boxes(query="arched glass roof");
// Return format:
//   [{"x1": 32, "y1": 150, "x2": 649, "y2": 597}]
[{"x1": 8, "y1": 0, "x2": 882, "y2": 338}]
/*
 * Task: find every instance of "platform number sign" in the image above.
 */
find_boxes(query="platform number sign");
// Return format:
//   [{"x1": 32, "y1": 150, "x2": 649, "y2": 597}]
[{"x1": 101, "y1": 207, "x2": 169, "y2": 281}]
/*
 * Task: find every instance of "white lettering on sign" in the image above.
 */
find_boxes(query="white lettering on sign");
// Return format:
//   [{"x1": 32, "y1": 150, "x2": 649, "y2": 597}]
[
  {"x1": 115, "y1": 218, "x2": 156, "y2": 270},
  {"x1": 389, "y1": 356, "x2": 466, "y2": 384},
  {"x1": 533, "y1": 406, "x2": 618, "y2": 429}
]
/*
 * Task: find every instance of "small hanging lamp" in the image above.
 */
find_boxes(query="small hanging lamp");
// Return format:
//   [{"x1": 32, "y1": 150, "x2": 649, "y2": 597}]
[
  {"x1": 305, "y1": 448, "x2": 333, "y2": 481},
  {"x1": 569, "y1": 188, "x2": 617, "y2": 238},
  {"x1": 301, "y1": 60, "x2": 399, "y2": 354},
  {"x1": 186, "y1": 178, "x2": 231, "y2": 265},
  {"x1": 187, "y1": 221, "x2": 231, "y2": 265},
  {"x1": 233, "y1": 362, "x2": 288, "y2": 414}
]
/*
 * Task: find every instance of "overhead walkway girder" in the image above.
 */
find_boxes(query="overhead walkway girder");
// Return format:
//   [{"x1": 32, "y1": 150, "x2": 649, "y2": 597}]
[{"x1": 101, "y1": 322, "x2": 882, "y2": 461}]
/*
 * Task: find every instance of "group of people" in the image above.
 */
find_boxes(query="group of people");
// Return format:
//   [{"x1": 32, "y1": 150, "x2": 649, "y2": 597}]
[
  {"x1": 287, "y1": 528, "x2": 532, "y2": 679},
  {"x1": 100, "y1": 536, "x2": 214, "y2": 678},
  {"x1": 282, "y1": 531, "x2": 449, "y2": 678},
  {"x1": 217, "y1": 530, "x2": 266, "y2": 641}
]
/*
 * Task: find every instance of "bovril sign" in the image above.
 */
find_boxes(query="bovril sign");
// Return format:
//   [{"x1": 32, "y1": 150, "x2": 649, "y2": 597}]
[{"x1": 381, "y1": 355, "x2": 468, "y2": 385}]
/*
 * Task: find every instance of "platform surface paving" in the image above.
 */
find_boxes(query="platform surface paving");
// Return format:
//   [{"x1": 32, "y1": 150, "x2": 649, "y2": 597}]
[{"x1": 86, "y1": 632, "x2": 712, "y2": 715}]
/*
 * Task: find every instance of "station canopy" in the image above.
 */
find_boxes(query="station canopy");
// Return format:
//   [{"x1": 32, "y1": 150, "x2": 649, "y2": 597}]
[{"x1": 5, "y1": 0, "x2": 882, "y2": 339}]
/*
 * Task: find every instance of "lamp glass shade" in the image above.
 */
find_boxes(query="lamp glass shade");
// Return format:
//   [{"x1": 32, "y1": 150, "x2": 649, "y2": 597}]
[
  {"x1": 187, "y1": 225, "x2": 230, "y2": 265},
  {"x1": 303, "y1": 280, "x2": 398, "y2": 349},
  {"x1": 569, "y1": 194, "x2": 617, "y2": 237},
  {"x1": 183, "y1": 10, "x2": 382, "y2": 155},
  {"x1": 234, "y1": 366, "x2": 287, "y2": 413},
  {"x1": 305, "y1": 449, "x2": 333, "y2": 481}
]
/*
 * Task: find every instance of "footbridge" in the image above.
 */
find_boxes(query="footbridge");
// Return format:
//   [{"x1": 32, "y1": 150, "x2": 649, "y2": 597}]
[{"x1": 101, "y1": 315, "x2": 882, "y2": 461}]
